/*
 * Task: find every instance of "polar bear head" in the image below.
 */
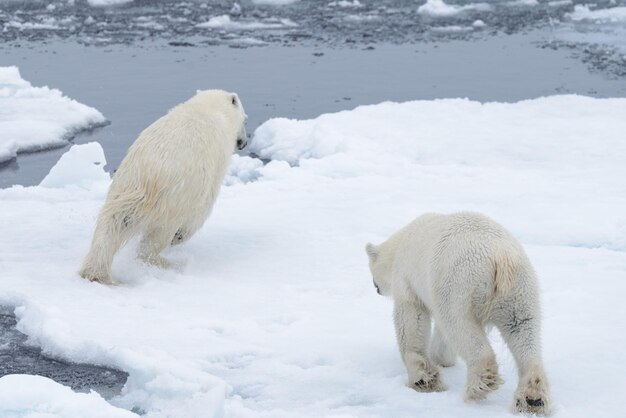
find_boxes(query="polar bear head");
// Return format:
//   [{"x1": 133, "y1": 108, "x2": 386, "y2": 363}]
[
  {"x1": 365, "y1": 243, "x2": 392, "y2": 296},
  {"x1": 191, "y1": 89, "x2": 248, "y2": 150}
]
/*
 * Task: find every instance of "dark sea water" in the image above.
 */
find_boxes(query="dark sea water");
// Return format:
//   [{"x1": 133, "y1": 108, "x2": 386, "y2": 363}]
[{"x1": 1, "y1": 0, "x2": 625, "y2": 187}]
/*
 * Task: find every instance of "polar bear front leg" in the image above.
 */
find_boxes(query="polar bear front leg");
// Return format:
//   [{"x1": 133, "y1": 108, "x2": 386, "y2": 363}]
[
  {"x1": 435, "y1": 277, "x2": 503, "y2": 401},
  {"x1": 394, "y1": 300, "x2": 445, "y2": 392},
  {"x1": 437, "y1": 311, "x2": 503, "y2": 401}
]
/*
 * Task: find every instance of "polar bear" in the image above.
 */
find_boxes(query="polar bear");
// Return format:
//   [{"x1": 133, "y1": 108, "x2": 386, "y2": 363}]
[
  {"x1": 79, "y1": 90, "x2": 248, "y2": 284},
  {"x1": 365, "y1": 212, "x2": 551, "y2": 415}
]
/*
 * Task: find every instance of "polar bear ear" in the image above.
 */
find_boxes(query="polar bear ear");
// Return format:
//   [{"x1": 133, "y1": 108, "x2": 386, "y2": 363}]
[
  {"x1": 365, "y1": 243, "x2": 379, "y2": 263},
  {"x1": 231, "y1": 94, "x2": 238, "y2": 106}
]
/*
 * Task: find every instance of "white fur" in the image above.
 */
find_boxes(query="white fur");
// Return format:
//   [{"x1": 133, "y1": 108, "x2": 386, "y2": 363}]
[
  {"x1": 79, "y1": 90, "x2": 247, "y2": 284},
  {"x1": 366, "y1": 212, "x2": 551, "y2": 415}
]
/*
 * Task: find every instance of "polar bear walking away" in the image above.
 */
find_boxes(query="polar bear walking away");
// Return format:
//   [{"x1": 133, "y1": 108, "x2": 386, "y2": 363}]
[
  {"x1": 79, "y1": 90, "x2": 248, "y2": 284},
  {"x1": 365, "y1": 212, "x2": 551, "y2": 415}
]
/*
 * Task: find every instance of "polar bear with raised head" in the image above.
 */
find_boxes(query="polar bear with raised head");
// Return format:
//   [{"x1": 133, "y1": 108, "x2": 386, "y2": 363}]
[
  {"x1": 79, "y1": 90, "x2": 248, "y2": 284},
  {"x1": 366, "y1": 212, "x2": 551, "y2": 415}
]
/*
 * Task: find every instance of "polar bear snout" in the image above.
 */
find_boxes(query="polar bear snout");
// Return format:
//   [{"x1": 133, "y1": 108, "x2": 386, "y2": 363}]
[
  {"x1": 236, "y1": 137, "x2": 248, "y2": 150},
  {"x1": 373, "y1": 280, "x2": 381, "y2": 295},
  {"x1": 236, "y1": 119, "x2": 248, "y2": 150}
]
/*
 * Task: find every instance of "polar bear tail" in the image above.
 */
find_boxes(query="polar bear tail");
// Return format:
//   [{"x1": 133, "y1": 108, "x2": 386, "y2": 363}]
[{"x1": 492, "y1": 247, "x2": 520, "y2": 295}]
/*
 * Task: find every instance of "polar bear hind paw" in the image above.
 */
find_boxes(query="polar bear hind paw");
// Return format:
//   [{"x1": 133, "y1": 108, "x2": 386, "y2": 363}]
[
  {"x1": 141, "y1": 254, "x2": 172, "y2": 269},
  {"x1": 409, "y1": 370, "x2": 445, "y2": 393},
  {"x1": 514, "y1": 374, "x2": 550, "y2": 415},
  {"x1": 78, "y1": 267, "x2": 114, "y2": 285}
]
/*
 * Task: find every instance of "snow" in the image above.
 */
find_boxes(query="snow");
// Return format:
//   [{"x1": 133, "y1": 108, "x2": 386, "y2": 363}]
[
  {"x1": 431, "y1": 25, "x2": 474, "y2": 33},
  {"x1": 196, "y1": 15, "x2": 297, "y2": 30},
  {"x1": 417, "y1": 0, "x2": 491, "y2": 17},
  {"x1": 472, "y1": 19, "x2": 486, "y2": 28},
  {"x1": 250, "y1": 0, "x2": 299, "y2": 5},
  {"x1": 87, "y1": 0, "x2": 133, "y2": 6},
  {"x1": 1, "y1": 95, "x2": 626, "y2": 417},
  {"x1": 4, "y1": 19, "x2": 61, "y2": 31},
  {"x1": 506, "y1": 0, "x2": 539, "y2": 6},
  {"x1": 0, "y1": 66, "x2": 106, "y2": 164},
  {"x1": 0, "y1": 375, "x2": 137, "y2": 418},
  {"x1": 328, "y1": 0, "x2": 362, "y2": 7},
  {"x1": 568, "y1": 5, "x2": 626, "y2": 23},
  {"x1": 548, "y1": 0, "x2": 572, "y2": 6}
]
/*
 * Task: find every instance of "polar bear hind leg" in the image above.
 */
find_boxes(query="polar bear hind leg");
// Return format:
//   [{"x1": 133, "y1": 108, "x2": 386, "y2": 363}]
[
  {"x1": 170, "y1": 222, "x2": 201, "y2": 246},
  {"x1": 79, "y1": 208, "x2": 138, "y2": 284},
  {"x1": 494, "y1": 282, "x2": 551, "y2": 415},
  {"x1": 171, "y1": 228, "x2": 188, "y2": 246},
  {"x1": 138, "y1": 226, "x2": 179, "y2": 268},
  {"x1": 430, "y1": 324, "x2": 456, "y2": 367}
]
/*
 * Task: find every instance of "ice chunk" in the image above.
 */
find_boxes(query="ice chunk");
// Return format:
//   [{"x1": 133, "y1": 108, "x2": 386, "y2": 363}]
[
  {"x1": 417, "y1": 0, "x2": 491, "y2": 17},
  {"x1": 569, "y1": 5, "x2": 626, "y2": 23},
  {"x1": 0, "y1": 375, "x2": 137, "y2": 418},
  {"x1": 225, "y1": 154, "x2": 264, "y2": 185},
  {"x1": 0, "y1": 66, "x2": 106, "y2": 164},
  {"x1": 196, "y1": 15, "x2": 297, "y2": 30},
  {"x1": 40, "y1": 142, "x2": 110, "y2": 189},
  {"x1": 251, "y1": 0, "x2": 299, "y2": 5},
  {"x1": 87, "y1": 0, "x2": 134, "y2": 6}
]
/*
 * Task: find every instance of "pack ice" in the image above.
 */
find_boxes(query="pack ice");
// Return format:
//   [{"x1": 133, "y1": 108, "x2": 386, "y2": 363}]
[{"x1": 1, "y1": 75, "x2": 625, "y2": 417}]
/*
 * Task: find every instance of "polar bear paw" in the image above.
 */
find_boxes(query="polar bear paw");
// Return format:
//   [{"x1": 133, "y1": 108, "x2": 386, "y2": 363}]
[
  {"x1": 464, "y1": 356, "x2": 503, "y2": 401},
  {"x1": 78, "y1": 266, "x2": 114, "y2": 285},
  {"x1": 514, "y1": 369, "x2": 551, "y2": 415},
  {"x1": 140, "y1": 254, "x2": 172, "y2": 269},
  {"x1": 408, "y1": 368, "x2": 445, "y2": 393}
]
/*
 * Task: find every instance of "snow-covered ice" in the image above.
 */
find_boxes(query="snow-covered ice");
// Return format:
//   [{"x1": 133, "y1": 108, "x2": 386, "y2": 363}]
[
  {"x1": 0, "y1": 66, "x2": 106, "y2": 164},
  {"x1": 196, "y1": 15, "x2": 297, "y2": 30},
  {"x1": 328, "y1": 0, "x2": 362, "y2": 8},
  {"x1": 568, "y1": 5, "x2": 626, "y2": 23},
  {"x1": 251, "y1": 0, "x2": 299, "y2": 5},
  {"x1": 505, "y1": 0, "x2": 540, "y2": 7},
  {"x1": 40, "y1": 142, "x2": 110, "y2": 190},
  {"x1": 417, "y1": 0, "x2": 491, "y2": 17},
  {"x1": 0, "y1": 374, "x2": 137, "y2": 418},
  {"x1": 4, "y1": 19, "x2": 61, "y2": 31},
  {"x1": 1, "y1": 95, "x2": 626, "y2": 417},
  {"x1": 87, "y1": 0, "x2": 133, "y2": 6}
]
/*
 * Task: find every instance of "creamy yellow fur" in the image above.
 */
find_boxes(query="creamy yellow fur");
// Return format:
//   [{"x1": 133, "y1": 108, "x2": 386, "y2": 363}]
[{"x1": 79, "y1": 90, "x2": 247, "y2": 284}]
